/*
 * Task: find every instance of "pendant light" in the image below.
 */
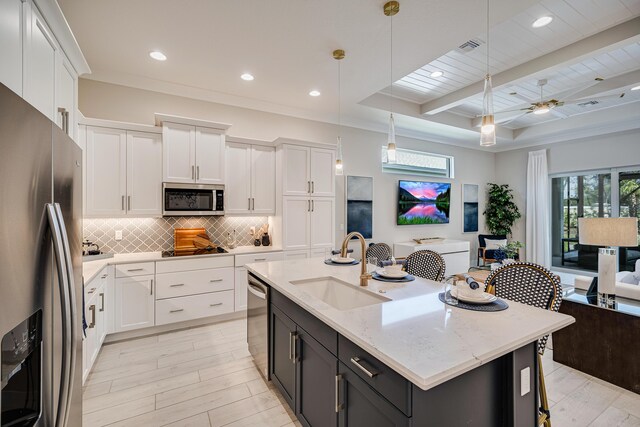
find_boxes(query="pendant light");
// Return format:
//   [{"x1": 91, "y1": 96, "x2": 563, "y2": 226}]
[
  {"x1": 480, "y1": 0, "x2": 496, "y2": 147},
  {"x1": 334, "y1": 49, "x2": 345, "y2": 175},
  {"x1": 384, "y1": 1, "x2": 399, "y2": 163}
]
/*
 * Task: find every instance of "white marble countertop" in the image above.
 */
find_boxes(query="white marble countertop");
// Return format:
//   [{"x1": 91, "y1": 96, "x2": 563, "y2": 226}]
[
  {"x1": 82, "y1": 246, "x2": 282, "y2": 283},
  {"x1": 246, "y1": 257, "x2": 575, "y2": 391}
]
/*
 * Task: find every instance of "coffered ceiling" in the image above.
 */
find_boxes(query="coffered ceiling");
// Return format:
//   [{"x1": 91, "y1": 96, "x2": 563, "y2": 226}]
[{"x1": 59, "y1": 0, "x2": 640, "y2": 151}]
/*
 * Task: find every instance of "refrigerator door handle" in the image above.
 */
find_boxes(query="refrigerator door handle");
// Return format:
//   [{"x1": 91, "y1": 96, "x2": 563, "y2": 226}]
[
  {"x1": 53, "y1": 203, "x2": 78, "y2": 427},
  {"x1": 46, "y1": 204, "x2": 71, "y2": 427}
]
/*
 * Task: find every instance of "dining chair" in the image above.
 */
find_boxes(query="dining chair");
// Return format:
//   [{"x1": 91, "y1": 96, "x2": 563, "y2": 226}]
[
  {"x1": 365, "y1": 243, "x2": 393, "y2": 264},
  {"x1": 484, "y1": 262, "x2": 562, "y2": 427},
  {"x1": 404, "y1": 250, "x2": 446, "y2": 281}
]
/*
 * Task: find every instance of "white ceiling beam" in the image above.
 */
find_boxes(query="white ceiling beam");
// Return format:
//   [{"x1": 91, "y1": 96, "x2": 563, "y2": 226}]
[{"x1": 420, "y1": 17, "x2": 640, "y2": 115}]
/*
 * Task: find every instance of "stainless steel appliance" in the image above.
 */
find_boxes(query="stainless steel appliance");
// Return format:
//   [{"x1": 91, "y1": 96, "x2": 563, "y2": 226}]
[
  {"x1": 162, "y1": 183, "x2": 224, "y2": 216},
  {"x1": 247, "y1": 273, "x2": 269, "y2": 379},
  {"x1": 0, "y1": 83, "x2": 83, "y2": 426}
]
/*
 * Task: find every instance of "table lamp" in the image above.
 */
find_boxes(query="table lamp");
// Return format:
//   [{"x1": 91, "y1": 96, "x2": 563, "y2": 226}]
[{"x1": 578, "y1": 217, "x2": 638, "y2": 304}]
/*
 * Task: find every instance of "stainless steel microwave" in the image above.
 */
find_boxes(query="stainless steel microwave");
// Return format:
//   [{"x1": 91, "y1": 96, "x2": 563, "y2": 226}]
[{"x1": 162, "y1": 183, "x2": 224, "y2": 216}]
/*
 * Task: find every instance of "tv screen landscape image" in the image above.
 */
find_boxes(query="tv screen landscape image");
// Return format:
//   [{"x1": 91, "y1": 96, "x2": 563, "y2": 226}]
[{"x1": 397, "y1": 180, "x2": 451, "y2": 225}]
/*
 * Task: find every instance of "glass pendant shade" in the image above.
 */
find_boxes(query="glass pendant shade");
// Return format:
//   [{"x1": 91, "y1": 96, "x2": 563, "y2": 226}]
[
  {"x1": 480, "y1": 74, "x2": 496, "y2": 146},
  {"x1": 335, "y1": 136, "x2": 344, "y2": 175},
  {"x1": 387, "y1": 113, "x2": 397, "y2": 163}
]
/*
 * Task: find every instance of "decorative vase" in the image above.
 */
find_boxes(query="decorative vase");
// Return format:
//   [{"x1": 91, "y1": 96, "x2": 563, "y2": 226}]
[
  {"x1": 261, "y1": 234, "x2": 270, "y2": 246},
  {"x1": 254, "y1": 238, "x2": 261, "y2": 246}
]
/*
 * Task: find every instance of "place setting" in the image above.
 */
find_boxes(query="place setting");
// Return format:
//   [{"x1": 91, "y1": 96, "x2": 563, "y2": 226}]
[
  {"x1": 439, "y1": 275, "x2": 508, "y2": 312},
  {"x1": 371, "y1": 257, "x2": 415, "y2": 283},
  {"x1": 324, "y1": 248, "x2": 361, "y2": 266}
]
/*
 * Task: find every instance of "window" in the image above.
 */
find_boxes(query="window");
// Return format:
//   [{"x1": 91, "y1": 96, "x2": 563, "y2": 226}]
[
  {"x1": 551, "y1": 167, "x2": 640, "y2": 272},
  {"x1": 381, "y1": 147, "x2": 454, "y2": 178}
]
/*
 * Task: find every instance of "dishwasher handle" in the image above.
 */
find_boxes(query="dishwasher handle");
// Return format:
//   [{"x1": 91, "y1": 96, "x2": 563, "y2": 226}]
[{"x1": 247, "y1": 275, "x2": 268, "y2": 299}]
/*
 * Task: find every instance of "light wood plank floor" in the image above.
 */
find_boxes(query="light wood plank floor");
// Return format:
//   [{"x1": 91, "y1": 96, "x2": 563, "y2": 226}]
[{"x1": 83, "y1": 318, "x2": 640, "y2": 426}]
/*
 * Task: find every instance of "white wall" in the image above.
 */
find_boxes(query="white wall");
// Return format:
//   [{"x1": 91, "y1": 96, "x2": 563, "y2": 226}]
[
  {"x1": 79, "y1": 79, "x2": 496, "y2": 260},
  {"x1": 495, "y1": 130, "x2": 640, "y2": 244}
]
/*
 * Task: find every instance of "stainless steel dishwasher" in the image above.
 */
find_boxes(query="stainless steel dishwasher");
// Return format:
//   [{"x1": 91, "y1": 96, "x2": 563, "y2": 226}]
[{"x1": 247, "y1": 272, "x2": 269, "y2": 379}]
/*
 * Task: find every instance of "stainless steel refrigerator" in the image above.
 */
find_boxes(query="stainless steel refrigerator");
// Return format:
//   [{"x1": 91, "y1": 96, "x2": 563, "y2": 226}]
[{"x1": 0, "y1": 83, "x2": 83, "y2": 426}]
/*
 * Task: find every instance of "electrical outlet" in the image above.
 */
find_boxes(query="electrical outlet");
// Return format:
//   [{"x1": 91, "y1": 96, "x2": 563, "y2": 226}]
[
  {"x1": 249, "y1": 226, "x2": 255, "y2": 236},
  {"x1": 520, "y1": 367, "x2": 530, "y2": 396},
  {"x1": 115, "y1": 230, "x2": 123, "y2": 241}
]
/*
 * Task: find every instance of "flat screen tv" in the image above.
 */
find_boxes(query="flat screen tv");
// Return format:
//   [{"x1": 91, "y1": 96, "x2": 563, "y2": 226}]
[{"x1": 397, "y1": 180, "x2": 451, "y2": 225}]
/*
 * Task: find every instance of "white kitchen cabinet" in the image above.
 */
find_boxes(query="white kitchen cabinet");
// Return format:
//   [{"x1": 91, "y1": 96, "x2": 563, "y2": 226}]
[
  {"x1": 195, "y1": 127, "x2": 225, "y2": 184},
  {"x1": 0, "y1": 0, "x2": 23, "y2": 95},
  {"x1": 114, "y1": 275, "x2": 155, "y2": 332},
  {"x1": 310, "y1": 197, "x2": 334, "y2": 249},
  {"x1": 55, "y1": 57, "x2": 76, "y2": 137},
  {"x1": 282, "y1": 145, "x2": 335, "y2": 197},
  {"x1": 82, "y1": 291, "x2": 97, "y2": 383},
  {"x1": 85, "y1": 126, "x2": 127, "y2": 216},
  {"x1": 226, "y1": 142, "x2": 275, "y2": 215},
  {"x1": 24, "y1": 4, "x2": 57, "y2": 120},
  {"x1": 163, "y1": 123, "x2": 226, "y2": 184},
  {"x1": 127, "y1": 131, "x2": 163, "y2": 216},
  {"x1": 283, "y1": 197, "x2": 311, "y2": 251},
  {"x1": 82, "y1": 267, "x2": 110, "y2": 383}
]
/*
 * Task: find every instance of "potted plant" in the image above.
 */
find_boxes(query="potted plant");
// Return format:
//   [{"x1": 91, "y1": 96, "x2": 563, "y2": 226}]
[
  {"x1": 494, "y1": 241, "x2": 524, "y2": 264},
  {"x1": 484, "y1": 183, "x2": 522, "y2": 236}
]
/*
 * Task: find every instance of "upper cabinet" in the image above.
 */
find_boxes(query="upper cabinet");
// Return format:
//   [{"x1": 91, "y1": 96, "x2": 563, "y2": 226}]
[
  {"x1": 282, "y1": 145, "x2": 335, "y2": 197},
  {"x1": 0, "y1": 0, "x2": 90, "y2": 141},
  {"x1": 160, "y1": 117, "x2": 229, "y2": 185},
  {"x1": 225, "y1": 140, "x2": 275, "y2": 215},
  {"x1": 84, "y1": 123, "x2": 162, "y2": 217}
]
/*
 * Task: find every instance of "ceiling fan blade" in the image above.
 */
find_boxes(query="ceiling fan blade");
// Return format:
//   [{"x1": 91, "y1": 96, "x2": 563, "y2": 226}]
[
  {"x1": 500, "y1": 111, "x2": 530, "y2": 126},
  {"x1": 491, "y1": 107, "x2": 533, "y2": 115},
  {"x1": 555, "y1": 80, "x2": 603, "y2": 101},
  {"x1": 563, "y1": 93, "x2": 626, "y2": 105},
  {"x1": 550, "y1": 109, "x2": 569, "y2": 119}
]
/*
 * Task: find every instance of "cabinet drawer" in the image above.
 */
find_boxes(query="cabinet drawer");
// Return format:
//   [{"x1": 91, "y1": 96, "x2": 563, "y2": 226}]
[
  {"x1": 338, "y1": 335, "x2": 412, "y2": 416},
  {"x1": 84, "y1": 269, "x2": 106, "y2": 303},
  {"x1": 235, "y1": 251, "x2": 283, "y2": 267},
  {"x1": 156, "y1": 255, "x2": 234, "y2": 274},
  {"x1": 155, "y1": 267, "x2": 234, "y2": 299},
  {"x1": 155, "y1": 290, "x2": 234, "y2": 326},
  {"x1": 115, "y1": 262, "x2": 155, "y2": 278}
]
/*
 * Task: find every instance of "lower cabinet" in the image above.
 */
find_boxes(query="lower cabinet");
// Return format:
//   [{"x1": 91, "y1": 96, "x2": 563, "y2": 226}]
[
  {"x1": 82, "y1": 266, "x2": 112, "y2": 383},
  {"x1": 270, "y1": 305, "x2": 297, "y2": 408},
  {"x1": 114, "y1": 274, "x2": 155, "y2": 332}
]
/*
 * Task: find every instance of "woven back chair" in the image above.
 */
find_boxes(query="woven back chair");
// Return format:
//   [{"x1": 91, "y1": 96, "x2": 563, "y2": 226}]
[
  {"x1": 484, "y1": 262, "x2": 562, "y2": 427},
  {"x1": 404, "y1": 250, "x2": 446, "y2": 281},
  {"x1": 365, "y1": 243, "x2": 393, "y2": 265}
]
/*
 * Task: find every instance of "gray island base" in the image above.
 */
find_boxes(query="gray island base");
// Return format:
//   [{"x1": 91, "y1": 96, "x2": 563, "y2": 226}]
[{"x1": 246, "y1": 258, "x2": 574, "y2": 427}]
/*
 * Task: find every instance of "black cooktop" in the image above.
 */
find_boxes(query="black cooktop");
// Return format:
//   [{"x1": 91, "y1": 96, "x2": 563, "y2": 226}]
[{"x1": 161, "y1": 247, "x2": 229, "y2": 257}]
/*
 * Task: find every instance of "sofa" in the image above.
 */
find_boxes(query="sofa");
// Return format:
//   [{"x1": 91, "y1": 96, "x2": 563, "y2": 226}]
[{"x1": 574, "y1": 260, "x2": 640, "y2": 301}]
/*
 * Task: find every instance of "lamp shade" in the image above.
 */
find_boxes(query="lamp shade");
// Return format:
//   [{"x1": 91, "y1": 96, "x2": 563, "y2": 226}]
[{"x1": 578, "y1": 217, "x2": 638, "y2": 247}]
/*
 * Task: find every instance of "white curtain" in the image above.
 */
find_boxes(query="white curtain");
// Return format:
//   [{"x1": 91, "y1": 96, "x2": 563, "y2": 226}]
[{"x1": 526, "y1": 149, "x2": 550, "y2": 266}]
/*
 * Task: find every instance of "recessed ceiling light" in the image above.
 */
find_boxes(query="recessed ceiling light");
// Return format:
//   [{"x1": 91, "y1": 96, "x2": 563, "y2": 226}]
[
  {"x1": 149, "y1": 51, "x2": 167, "y2": 61},
  {"x1": 532, "y1": 16, "x2": 553, "y2": 28},
  {"x1": 309, "y1": 90, "x2": 321, "y2": 97},
  {"x1": 631, "y1": 85, "x2": 640, "y2": 91},
  {"x1": 430, "y1": 70, "x2": 444, "y2": 78},
  {"x1": 240, "y1": 73, "x2": 254, "y2": 81}
]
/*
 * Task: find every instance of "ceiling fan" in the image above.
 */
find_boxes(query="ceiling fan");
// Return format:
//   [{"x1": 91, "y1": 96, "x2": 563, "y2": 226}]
[{"x1": 486, "y1": 79, "x2": 626, "y2": 124}]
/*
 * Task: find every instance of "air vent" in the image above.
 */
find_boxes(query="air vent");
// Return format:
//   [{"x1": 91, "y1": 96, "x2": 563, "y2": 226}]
[
  {"x1": 578, "y1": 100, "x2": 599, "y2": 107},
  {"x1": 456, "y1": 38, "x2": 484, "y2": 53}
]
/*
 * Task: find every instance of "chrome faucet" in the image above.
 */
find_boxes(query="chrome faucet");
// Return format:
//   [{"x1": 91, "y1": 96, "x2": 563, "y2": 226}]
[{"x1": 340, "y1": 232, "x2": 371, "y2": 287}]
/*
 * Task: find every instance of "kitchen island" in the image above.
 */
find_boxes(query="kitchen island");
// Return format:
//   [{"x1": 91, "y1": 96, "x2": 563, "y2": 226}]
[{"x1": 246, "y1": 257, "x2": 574, "y2": 426}]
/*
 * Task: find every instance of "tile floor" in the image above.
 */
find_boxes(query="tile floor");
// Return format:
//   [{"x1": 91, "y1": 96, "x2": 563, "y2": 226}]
[{"x1": 82, "y1": 318, "x2": 640, "y2": 427}]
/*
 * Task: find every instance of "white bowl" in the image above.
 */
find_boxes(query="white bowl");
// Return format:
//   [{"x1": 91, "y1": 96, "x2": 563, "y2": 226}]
[
  {"x1": 377, "y1": 268, "x2": 408, "y2": 279},
  {"x1": 331, "y1": 256, "x2": 355, "y2": 264}
]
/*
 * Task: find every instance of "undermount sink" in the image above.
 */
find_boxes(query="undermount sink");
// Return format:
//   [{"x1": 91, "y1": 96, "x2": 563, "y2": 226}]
[{"x1": 290, "y1": 277, "x2": 391, "y2": 310}]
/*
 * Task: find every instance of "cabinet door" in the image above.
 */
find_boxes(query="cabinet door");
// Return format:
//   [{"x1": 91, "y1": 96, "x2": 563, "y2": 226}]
[
  {"x1": 114, "y1": 275, "x2": 155, "y2": 332},
  {"x1": 85, "y1": 126, "x2": 127, "y2": 217},
  {"x1": 338, "y1": 362, "x2": 410, "y2": 427},
  {"x1": 127, "y1": 131, "x2": 162, "y2": 216},
  {"x1": 297, "y1": 329, "x2": 338, "y2": 427},
  {"x1": 234, "y1": 267, "x2": 248, "y2": 312},
  {"x1": 270, "y1": 305, "x2": 297, "y2": 410},
  {"x1": 282, "y1": 145, "x2": 310, "y2": 196},
  {"x1": 195, "y1": 127, "x2": 225, "y2": 184},
  {"x1": 310, "y1": 198, "x2": 335, "y2": 249},
  {"x1": 82, "y1": 299, "x2": 97, "y2": 382},
  {"x1": 310, "y1": 148, "x2": 335, "y2": 197},
  {"x1": 163, "y1": 122, "x2": 196, "y2": 183},
  {"x1": 96, "y1": 287, "x2": 106, "y2": 346},
  {"x1": 55, "y1": 57, "x2": 76, "y2": 138},
  {"x1": 251, "y1": 145, "x2": 276, "y2": 214},
  {"x1": 0, "y1": 0, "x2": 23, "y2": 95},
  {"x1": 24, "y1": 5, "x2": 57, "y2": 120},
  {"x1": 283, "y1": 197, "x2": 310, "y2": 251},
  {"x1": 225, "y1": 142, "x2": 251, "y2": 214}
]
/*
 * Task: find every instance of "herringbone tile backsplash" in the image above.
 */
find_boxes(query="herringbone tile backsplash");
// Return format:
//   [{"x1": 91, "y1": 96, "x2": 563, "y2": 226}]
[{"x1": 83, "y1": 216, "x2": 269, "y2": 253}]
